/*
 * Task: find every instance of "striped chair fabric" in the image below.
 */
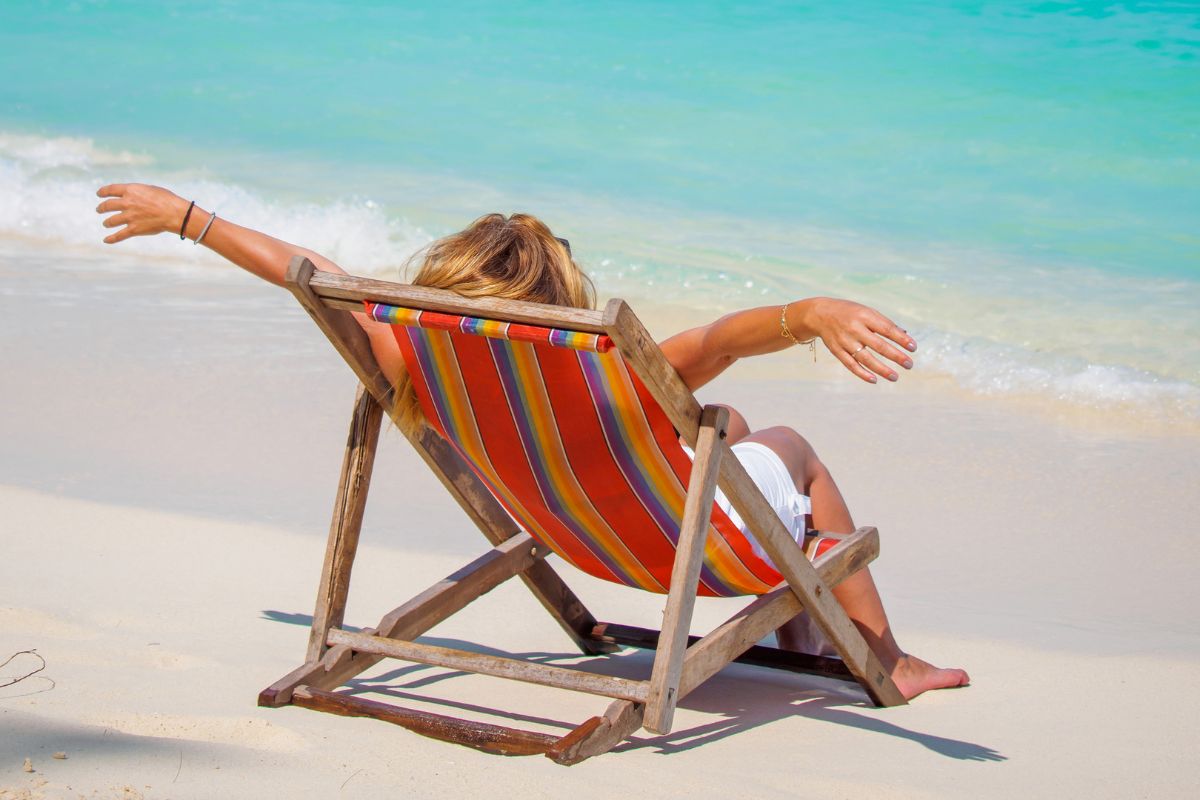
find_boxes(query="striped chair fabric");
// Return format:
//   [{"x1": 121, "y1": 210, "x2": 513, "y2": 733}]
[{"x1": 367, "y1": 302, "x2": 836, "y2": 598}]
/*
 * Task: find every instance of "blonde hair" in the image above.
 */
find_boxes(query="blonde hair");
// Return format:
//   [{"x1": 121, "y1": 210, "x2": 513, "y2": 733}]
[{"x1": 391, "y1": 213, "x2": 595, "y2": 434}]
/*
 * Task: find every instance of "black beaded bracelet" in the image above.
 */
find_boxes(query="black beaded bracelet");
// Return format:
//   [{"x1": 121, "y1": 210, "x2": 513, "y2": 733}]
[{"x1": 179, "y1": 200, "x2": 196, "y2": 240}]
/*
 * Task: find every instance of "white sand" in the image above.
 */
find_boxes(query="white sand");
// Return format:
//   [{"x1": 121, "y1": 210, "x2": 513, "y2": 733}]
[{"x1": 3, "y1": 243, "x2": 1199, "y2": 798}]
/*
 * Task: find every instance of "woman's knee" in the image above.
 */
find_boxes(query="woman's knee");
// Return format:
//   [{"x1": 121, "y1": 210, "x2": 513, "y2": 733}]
[{"x1": 741, "y1": 425, "x2": 820, "y2": 480}]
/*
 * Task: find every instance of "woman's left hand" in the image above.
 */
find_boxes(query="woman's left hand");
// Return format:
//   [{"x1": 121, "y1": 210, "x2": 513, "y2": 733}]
[{"x1": 799, "y1": 297, "x2": 917, "y2": 384}]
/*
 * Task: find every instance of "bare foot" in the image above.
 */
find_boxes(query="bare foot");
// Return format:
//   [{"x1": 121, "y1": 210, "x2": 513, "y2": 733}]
[{"x1": 890, "y1": 654, "x2": 970, "y2": 700}]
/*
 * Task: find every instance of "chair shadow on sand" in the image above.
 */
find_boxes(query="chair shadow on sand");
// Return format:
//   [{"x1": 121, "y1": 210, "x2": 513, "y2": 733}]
[{"x1": 261, "y1": 611, "x2": 1005, "y2": 763}]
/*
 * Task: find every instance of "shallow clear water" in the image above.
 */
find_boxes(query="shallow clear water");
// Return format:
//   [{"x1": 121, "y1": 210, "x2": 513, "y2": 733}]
[{"x1": 2, "y1": 1, "x2": 1197, "y2": 420}]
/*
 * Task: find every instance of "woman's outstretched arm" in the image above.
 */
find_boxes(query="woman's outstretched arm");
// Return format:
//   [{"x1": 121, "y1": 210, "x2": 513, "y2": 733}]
[
  {"x1": 659, "y1": 299, "x2": 918, "y2": 391},
  {"x1": 96, "y1": 183, "x2": 405, "y2": 385}
]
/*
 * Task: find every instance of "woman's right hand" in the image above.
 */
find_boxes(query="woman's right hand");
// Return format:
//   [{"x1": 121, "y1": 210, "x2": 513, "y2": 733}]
[{"x1": 96, "y1": 183, "x2": 191, "y2": 244}]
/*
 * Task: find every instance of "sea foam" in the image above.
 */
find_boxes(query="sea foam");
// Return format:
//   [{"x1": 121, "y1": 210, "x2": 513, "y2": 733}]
[
  {"x1": 0, "y1": 132, "x2": 431, "y2": 276},
  {"x1": 3, "y1": 130, "x2": 1196, "y2": 426}
]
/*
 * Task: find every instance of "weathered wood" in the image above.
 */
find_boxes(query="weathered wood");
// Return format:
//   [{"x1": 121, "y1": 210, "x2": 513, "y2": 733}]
[
  {"x1": 327, "y1": 629, "x2": 651, "y2": 703},
  {"x1": 589, "y1": 623, "x2": 855, "y2": 682},
  {"x1": 307, "y1": 271, "x2": 609, "y2": 332},
  {"x1": 544, "y1": 716, "x2": 604, "y2": 762},
  {"x1": 644, "y1": 405, "x2": 727, "y2": 734},
  {"x1": 546, "y1": 699, "x2": 645, "y2": 766},
  {"x1": 719, "y1": 452, "x2": 907, "y2": 707},
  {"x1": 602, "y1": 299, "x2": 704, "y2": 446},
  {"x1": 374, "y1": 533, "x2": 542, "y2": 635},
  {"x1": 677, "y1": 526, "x2": 881, "y2": 698},
  {"x1": 260, "y1": 533, "x2": 543, "y2": 706},
  {"x1": 306, "y1": 385, "x2": 383, "y2": 663},
  {"x1": 292, "y1": 687, "x2": 557, "y2": 757},
  {"x1": 288, "y1": 260, "x2": 609, "y2": 656},
  {"x1": 587, "y1": 528, "x2": 878, "y2": 697}
]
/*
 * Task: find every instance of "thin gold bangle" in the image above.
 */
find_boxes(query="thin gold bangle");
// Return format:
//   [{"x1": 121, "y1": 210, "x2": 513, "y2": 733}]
[{"x1": 780, "y1": 303, "x2": 817, "y2": 362}]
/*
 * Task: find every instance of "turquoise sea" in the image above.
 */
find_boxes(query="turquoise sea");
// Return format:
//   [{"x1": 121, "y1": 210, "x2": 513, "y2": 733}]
[{"x1": 2, "y1": 1, "x2": 1198, "y2": 421}]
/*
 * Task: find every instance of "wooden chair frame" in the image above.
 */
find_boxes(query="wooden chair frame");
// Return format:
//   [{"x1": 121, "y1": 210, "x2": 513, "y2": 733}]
[{"x1": 258, "y1": 257, "x2": 904, "y2": 765}]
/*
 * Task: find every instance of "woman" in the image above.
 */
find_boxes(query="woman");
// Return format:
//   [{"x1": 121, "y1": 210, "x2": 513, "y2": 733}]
[{"x1": 96, "y1": 183, "x2": 968, "y2": 700}]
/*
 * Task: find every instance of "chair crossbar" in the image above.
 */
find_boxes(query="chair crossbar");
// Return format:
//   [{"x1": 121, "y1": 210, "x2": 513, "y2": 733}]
[
  {"x1": 589, "y1": 623, "x2": 855, "y2": 682},
  {"x1": 327, "y1": 629, "x2": 651, "y2": 703},
  {"x1": 308, "y1": 270, "x2": 610, "y2": 333},
  {"x1": 292, "y1": 686, "x2": 561, "y2": 757}
]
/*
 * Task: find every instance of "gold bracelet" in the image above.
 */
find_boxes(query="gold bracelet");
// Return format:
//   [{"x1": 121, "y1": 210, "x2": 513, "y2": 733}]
[{"x1": 780, "y1": 303, "x2": 817, "y2": 361}]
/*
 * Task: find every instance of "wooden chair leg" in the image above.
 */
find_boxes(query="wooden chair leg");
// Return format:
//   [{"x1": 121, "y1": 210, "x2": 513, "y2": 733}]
[
  {"x1": 260, "y1": 533, "x2": 544, "y2": 707},
  {"x1": 305, "y1": 385, "x2": 383, "y2": 663},
  {"x1": 547, "y1": 699, "x2": 645, "y2": 765},
  {"x1": 644, "y1": 405, "x2": 728, "y2": 734}
]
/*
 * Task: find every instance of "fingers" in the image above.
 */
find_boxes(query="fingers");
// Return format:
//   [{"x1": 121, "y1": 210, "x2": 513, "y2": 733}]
[
  {"x1": 855, "y1": 310, "x2": 919, "y2": 380},
  {"x1": 853, "y1": 348, "x2": 899, "y2": 382},
  {"x1": 867, "y1": 312, "x2": 918, "y2": 353},
  {"x1": 96, "y1": 187, "x2": 129, "y2": 244},
  {"x1": 831, "y1": 343, "x2": 880, "y2": 384},
  {"x1": 103, "y1": 227, "x2": 135, "y2": 245},
  {"x1": 101, "y1": 212, "x2": 128, "y2": 229},
  {"x1": 870, "y1": 336, "x2": 914, "y2": 372},
  {"x1": 834, "y1": 334, "x2": 913, "y2": 384}
]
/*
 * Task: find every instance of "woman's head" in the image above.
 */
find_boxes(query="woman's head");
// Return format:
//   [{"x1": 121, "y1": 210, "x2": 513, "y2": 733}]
[
  {"x1": 406, "y1": 213, "x2": 594, "y2": 309},
  {"x1": 391, "y1": 213, "x2": 594, "y2": 433}
]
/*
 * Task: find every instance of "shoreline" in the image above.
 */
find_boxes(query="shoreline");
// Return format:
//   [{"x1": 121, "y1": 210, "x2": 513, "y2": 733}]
[{"x1": 3, "y1": 233, "x2": 1197, "y2": 440}]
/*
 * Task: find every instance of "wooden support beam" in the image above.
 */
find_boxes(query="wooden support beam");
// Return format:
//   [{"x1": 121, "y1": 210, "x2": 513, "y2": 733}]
[
  {"x1": 589, "y1": 623, "x2": 855, "y2": 682},
  {"x1": 678, "y1": 526, "x2": 880, "y2": 699},
  {"x1": 644, "y1": 405, "x2": 727, "y2": 734},
  {"x1": 306, "y1": 271, "x2": 609, "y2": 332},
  {"x1": 602, "y1": 298, "x2": 703, "y2": 446},
  {"x1": 546, "y1": 699, "x2": 646, "y2": 766},
  {"x1": 327, "y1": 629, "x2": 651, "y2": 703},
  {"x1": 306, "y1": 385, "x2": 383, "y2": 663},
  {"x1": 285, "y1": 257, "x2": 393, "y2": 405},
  {"x1": 719, "y1": 450, "x2": 905, "y2": 706},
  {"x1": 260, "y1": 534, "x2": 542, "y2": 706},
  {"x1": 292, "y1": 687, "x2": 558, "y2": 757}
]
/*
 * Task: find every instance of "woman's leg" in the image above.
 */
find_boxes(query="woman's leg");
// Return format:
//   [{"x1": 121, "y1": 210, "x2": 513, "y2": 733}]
[{"x1": 738, "y1": 426, "x2": 969, "y2": 700}]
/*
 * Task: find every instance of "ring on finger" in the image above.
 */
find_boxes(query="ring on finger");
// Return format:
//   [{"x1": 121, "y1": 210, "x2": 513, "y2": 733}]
[{"x1": 850, "y1": 344, "x2": 868, "y2": 359}]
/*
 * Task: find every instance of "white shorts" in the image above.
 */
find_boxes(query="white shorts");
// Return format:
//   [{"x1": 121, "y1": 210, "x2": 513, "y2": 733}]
[{"x1": 684, "y1": 440, "x2": 811, "y2": 565}]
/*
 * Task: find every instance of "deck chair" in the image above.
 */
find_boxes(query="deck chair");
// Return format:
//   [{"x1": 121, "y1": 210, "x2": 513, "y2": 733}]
[{"x1": 259, "y1": 257, "x2": 905, "y2": 765}]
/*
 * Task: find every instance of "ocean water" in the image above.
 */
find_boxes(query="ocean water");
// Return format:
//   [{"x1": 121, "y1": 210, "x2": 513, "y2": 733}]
[{"x1": 1, "y1": 1, "x2": 1197, "y2": 422}]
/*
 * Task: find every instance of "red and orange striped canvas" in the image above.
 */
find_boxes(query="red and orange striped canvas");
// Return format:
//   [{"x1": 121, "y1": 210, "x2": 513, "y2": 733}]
[{"x1": 367, "y1": 303, "x2": 816, "y2": 598}]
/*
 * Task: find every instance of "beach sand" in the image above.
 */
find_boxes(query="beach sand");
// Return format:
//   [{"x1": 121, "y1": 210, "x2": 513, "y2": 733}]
[{"x1": 3, "y1": 242, "x2": 1199, "y2": 798}]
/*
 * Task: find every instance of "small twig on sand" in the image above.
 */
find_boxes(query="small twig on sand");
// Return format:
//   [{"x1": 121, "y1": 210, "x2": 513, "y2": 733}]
[
  {"x1": 0, "y1": 650, "x2": 46, "y2": 688},
  {"x1": 340, "y1": 768, "x2": 364, "y2": 791},
  {"x1": 173, "y1": 749, "x2": 183, "y2": 783}
]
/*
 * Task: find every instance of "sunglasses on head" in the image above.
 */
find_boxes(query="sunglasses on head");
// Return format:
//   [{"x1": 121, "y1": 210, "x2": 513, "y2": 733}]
[{"x1": 554, "y1": 236, "x2": 571, "y2": 255}]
